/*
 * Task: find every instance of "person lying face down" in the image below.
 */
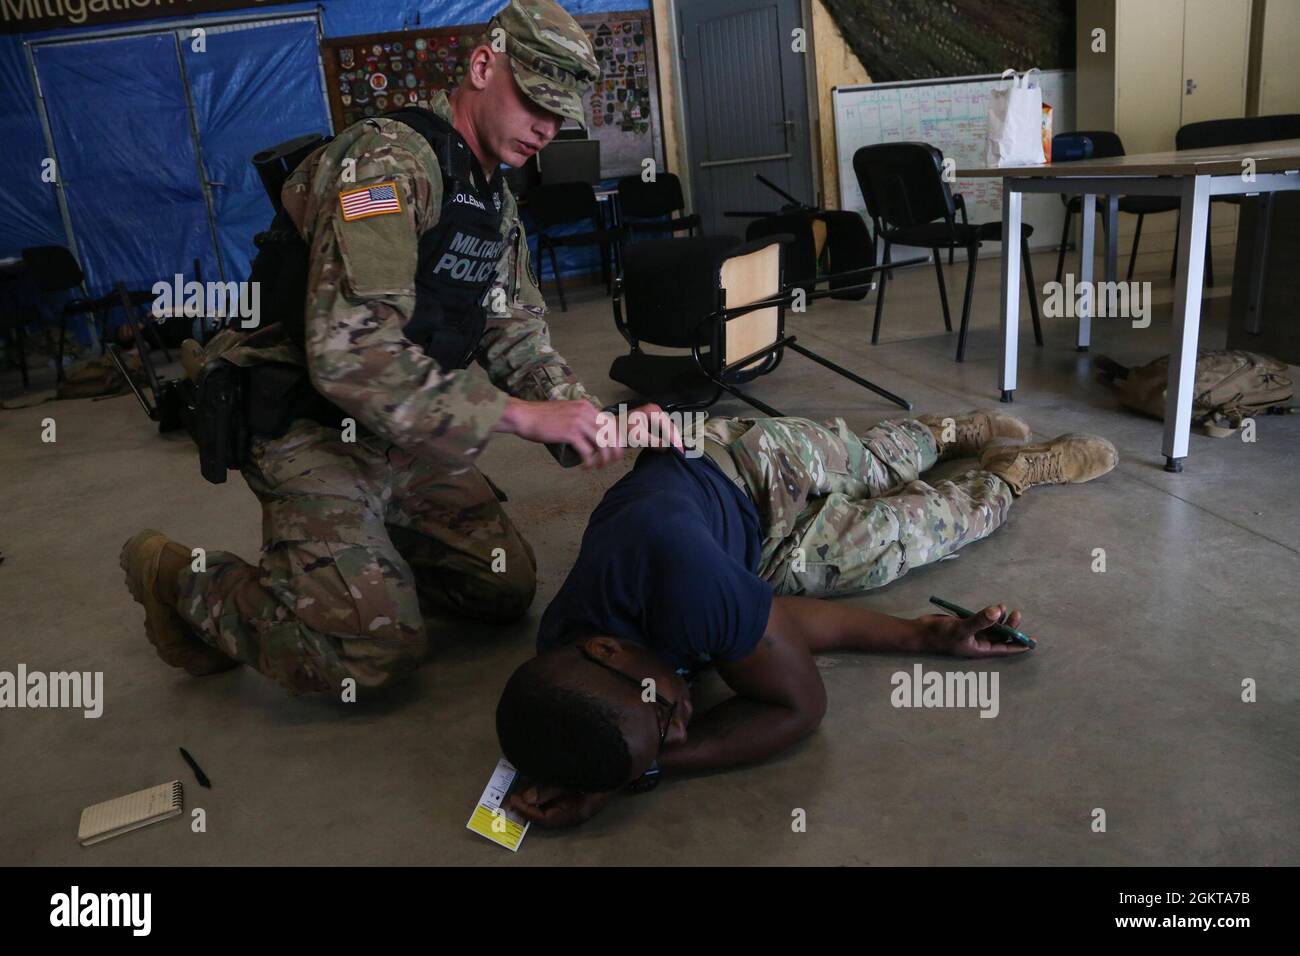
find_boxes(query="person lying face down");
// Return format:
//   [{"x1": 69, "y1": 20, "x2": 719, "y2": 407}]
[{"x1": 496, "y1": 412, "x2": 1118, "y2": 827}]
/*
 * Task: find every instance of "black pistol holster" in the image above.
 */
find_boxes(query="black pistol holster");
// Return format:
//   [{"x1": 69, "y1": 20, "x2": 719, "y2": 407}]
[
  {"x1": 195, "y1": 358, "x2": 346, "y2": 484},
  {"x1": 194, "y1": 359, "x2": 249, "y2": 484}
]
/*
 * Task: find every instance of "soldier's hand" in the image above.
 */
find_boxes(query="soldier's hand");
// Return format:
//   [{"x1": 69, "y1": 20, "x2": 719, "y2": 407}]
[
  {"x1": 496, "y1": 397, "x2": 622, "y2": 469},
  {"x1": 916, "y1": 604, "x2": 1033, "y2": 658},
  {"x1": 625, "y1": 403, "x2": 684, "y2": 454}
]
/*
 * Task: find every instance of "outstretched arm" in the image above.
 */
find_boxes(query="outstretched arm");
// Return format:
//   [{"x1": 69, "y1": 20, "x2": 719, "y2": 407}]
[
  {"x1": 763, "y1": 595, "x2": 1033, "y2": 658},
  {"x1": 658, "y1": 597, "x2": 1031, "y2": 776}
]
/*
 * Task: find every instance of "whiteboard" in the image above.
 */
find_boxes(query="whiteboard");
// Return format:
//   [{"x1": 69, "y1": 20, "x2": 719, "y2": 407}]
[{"x1": 832, "y1": 70, "x2": 1076, "y2": 257}]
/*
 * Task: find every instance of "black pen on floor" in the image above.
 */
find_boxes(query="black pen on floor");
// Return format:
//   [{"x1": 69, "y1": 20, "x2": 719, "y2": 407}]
[{"x1": 179, "y1": 747, "x2": 211, "y2": 788}]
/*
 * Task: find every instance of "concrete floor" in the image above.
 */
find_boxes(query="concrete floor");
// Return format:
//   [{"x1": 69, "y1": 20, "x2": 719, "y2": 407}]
[{"x1": 2, "y1": 243, "x2": 1297, "y2": 866}]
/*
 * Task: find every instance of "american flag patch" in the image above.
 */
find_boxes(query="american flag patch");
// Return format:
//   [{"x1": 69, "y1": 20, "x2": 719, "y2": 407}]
[{"x1": 338, "y1": 181, "x2": 403, "y2": 221}]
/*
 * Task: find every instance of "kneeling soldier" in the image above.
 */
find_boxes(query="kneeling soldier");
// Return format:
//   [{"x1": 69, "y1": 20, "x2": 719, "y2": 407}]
[{"x1": 122, "y1": 0, "x2": 677, "y2": 695}]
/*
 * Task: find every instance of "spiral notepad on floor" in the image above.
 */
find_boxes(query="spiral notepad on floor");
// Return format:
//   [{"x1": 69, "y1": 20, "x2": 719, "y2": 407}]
[{"x1": 78, "y1": 781, "x2": 183, "y2": 846}]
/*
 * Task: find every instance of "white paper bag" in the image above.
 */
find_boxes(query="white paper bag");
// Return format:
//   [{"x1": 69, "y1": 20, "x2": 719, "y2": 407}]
[{"x1": 985, "y1": 68, "x2": 1046, "y2": 167}]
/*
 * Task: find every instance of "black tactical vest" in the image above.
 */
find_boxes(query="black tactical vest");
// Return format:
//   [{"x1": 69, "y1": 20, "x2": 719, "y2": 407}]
[
  {"x1": 263, "y1": 107, "x2": 507, "y2": 372},
  {"x1": 390, "y1": 107, "x2": 507, "y2": 371}
]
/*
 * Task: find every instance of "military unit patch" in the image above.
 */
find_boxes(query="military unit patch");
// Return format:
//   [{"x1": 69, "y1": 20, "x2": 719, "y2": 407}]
[
  {"x1": 322, "y1": 11, "x2": 656, "y2": 153},
  {"x1": 339, "y1": 182, "x2": 403, "y2": 221}
]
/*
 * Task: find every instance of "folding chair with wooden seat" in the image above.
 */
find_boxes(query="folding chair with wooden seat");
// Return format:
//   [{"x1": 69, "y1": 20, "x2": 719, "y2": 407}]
[
  {"x1": 745, "y1": 209, "x2": 877, "y2": 301},
  {"x1": 610, "y1": 233, "x2": 912, "y2": 415}
]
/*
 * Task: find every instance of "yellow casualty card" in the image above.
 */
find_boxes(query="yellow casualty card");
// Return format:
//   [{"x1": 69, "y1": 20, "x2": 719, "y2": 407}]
[{"x1": 466, "y1": 758, "x2": 530, "y2": 852}]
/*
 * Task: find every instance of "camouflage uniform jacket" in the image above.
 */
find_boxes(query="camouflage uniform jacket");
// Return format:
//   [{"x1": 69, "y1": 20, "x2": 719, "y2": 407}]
[{"x1": 220, "y1": 91, "x2": 599, "y2": 470}]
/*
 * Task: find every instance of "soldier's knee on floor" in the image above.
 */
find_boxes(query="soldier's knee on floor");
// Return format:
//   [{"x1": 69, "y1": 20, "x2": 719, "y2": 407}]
[
  {"x1": 357, "y1": 651, "x2": 424, "y2": 693},
  {"x1": 306, "y1": 639, "x2": 426, "y2": 697},
  {"x1": 404, "y1": 530, "x2": 538, "y2": 624},
  {"x1": 473, "y1": 557, "x2": 537, "y2": 623},
  {"x1": 260, "y1": 614, "x2": 427, "y2": 696},
  {"x1": 473, "y1": 531, "x2": 537, "y2": 622}
]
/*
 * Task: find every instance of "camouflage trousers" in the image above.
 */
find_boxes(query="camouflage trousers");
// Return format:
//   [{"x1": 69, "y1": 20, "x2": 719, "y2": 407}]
[
  {"x1": 702, "y1": 416, "x2": 1014, "y2": 596},
  {"x1": 175, "y1": 420, "x2": 536, "y2": 695}
]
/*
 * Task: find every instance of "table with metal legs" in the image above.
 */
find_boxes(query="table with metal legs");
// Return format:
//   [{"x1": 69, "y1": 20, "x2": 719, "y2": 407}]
[{"x1": 963, "y1": 140, "x2": 1300, "y2": 471}]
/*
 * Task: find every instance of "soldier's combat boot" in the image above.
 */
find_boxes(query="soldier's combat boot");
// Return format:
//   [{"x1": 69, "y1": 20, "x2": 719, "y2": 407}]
[
  {"x1": 918, "y1": 410, "x2": 1032, "y2": 460},
  {"x1": 979, "y1": 433, "x2": 1118, "y2": 495},
  {"x1": 180, "y1": 339, "x2": 205, "y2": 382},
  {"x1": 120, "y1": 530, "x2": 238, "y2": 676}
]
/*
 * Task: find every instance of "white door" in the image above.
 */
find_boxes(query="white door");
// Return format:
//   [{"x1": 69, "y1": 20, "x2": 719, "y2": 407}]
[{"x1": 1180, "y1": 0, "x2": 1251, "y2": 126}]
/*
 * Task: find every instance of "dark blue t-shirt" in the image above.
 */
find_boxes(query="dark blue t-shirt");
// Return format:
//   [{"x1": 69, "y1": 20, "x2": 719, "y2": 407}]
[{"x1": 537, "y1": 450, "x2": 773, "y2": 675}]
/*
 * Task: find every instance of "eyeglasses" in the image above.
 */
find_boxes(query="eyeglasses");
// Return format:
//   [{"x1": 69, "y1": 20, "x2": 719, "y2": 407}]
[{"x1": 578, "y1": 646, "x2": 676, "y2": 750}]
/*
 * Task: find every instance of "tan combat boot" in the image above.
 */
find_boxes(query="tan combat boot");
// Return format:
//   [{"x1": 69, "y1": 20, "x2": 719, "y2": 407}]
[
  {"x1": 917, "y1": 409, "x2": 1033, "y2": 460},
  {"x1": 180, "y1": 339, "x2": 206, "y2": 382},
  {"x1": 120, "y1": 530, "x2": 239, "y2": 676},
  {"x1": 979, "y1": 434, "x2": 1119, "y2": 495}
]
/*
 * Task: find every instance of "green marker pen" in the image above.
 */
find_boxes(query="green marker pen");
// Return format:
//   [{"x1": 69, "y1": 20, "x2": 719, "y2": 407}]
[{"x1": 929, "y1": 596, "x2": 1037, "y2": 648}]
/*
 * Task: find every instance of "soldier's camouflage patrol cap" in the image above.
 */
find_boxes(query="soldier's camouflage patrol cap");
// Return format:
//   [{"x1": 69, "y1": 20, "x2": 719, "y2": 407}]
[{"x1": 489, "y1": 0, "x2": 600, "y2": 126}]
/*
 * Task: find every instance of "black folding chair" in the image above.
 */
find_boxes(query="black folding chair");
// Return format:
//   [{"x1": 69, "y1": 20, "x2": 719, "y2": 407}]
[
  {"x1": 0, "y1": 258, "x2": 39, "y2": 389},
  {"x1": 616, "y1": 173, "x2": 700, "y2": 241},
  {"x1": 16, "y1": 246, "x2": 95, "y2": 385},
  {"x1": 853, "y1": 142, "x2": 1042, "y2": 362},
  {"x1": 527, "y1": 182, "x2": 622, "y2": 312},
  {"x1": 1051, "y1": 131, "x2": 1181, "y2": 284},
  {"x1": 104, "y1": 282, "x2": 191, "y2": 433},
  {"x1": 1176, "y1": 114, "x2": 1300, "y2": 288},
  {"x1": 18, "y1": 246, "x2": 169, "y2": 384}
]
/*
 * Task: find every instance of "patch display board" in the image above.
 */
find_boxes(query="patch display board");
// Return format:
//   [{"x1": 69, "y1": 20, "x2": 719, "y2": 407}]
[
  {"x1": 320, "y1": 10, "x2": 661, "y2": 179},
  {"x1": 832, "y1": 70, "x2": 1075, "y2": 254}
]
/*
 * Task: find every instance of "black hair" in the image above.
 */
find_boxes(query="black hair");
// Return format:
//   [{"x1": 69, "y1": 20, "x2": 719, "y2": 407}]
[{"x1": 495, "y1": 655, "x2": 633, "y2": 793}]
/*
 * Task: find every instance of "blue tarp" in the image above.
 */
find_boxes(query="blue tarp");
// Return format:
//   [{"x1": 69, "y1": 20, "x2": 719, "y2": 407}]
[
  {"x1": 33, "y1": 31, "x2": 237, "y2": 295},
  {"x1": 0, "y1": 0, "x2": 649, "y2": 307},
  {"x1": 182, "y1": 19, "x2": 337, "y2": 285}
]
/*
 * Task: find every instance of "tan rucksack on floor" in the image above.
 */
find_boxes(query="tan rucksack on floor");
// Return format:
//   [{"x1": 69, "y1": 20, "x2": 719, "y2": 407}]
[
  {"x1": 1097, "y1": 350, "x2": 1296, "y2": 437},
  {"x1": 56, "y1": 352, "x2": 149, "y2": 401}
]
